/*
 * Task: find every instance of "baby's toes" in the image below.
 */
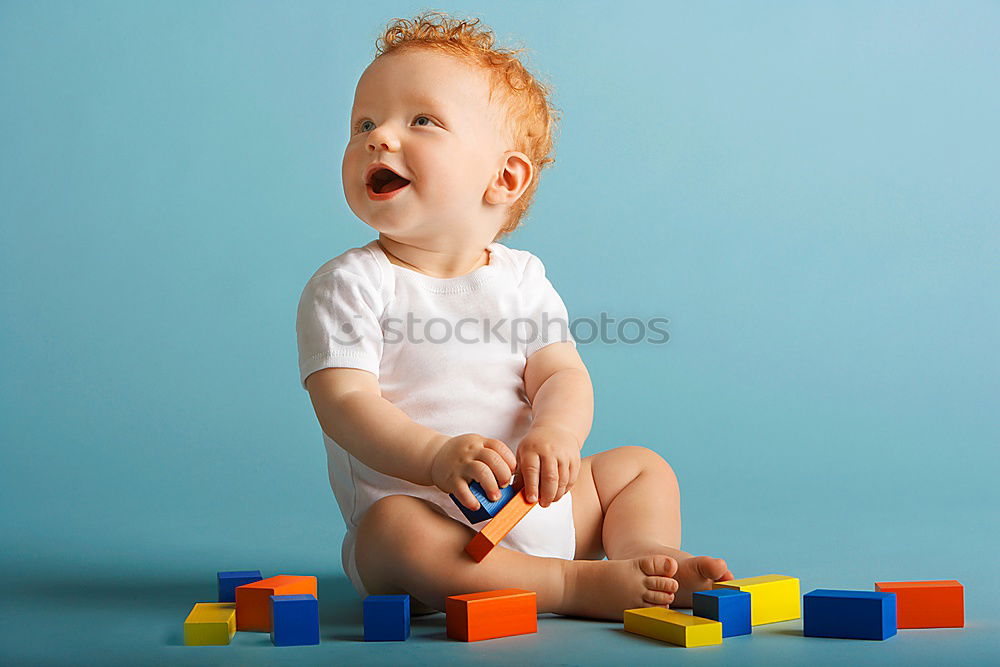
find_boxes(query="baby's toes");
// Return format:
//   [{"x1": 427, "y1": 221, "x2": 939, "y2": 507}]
[
  {"x1": 641, "y1": 575, "x2": 678, "y2": 606},
  {"x1": 640, "y1": 554, "x2": 678, "y2": 579},
  {"x1": 696, "y1": 556, "x2": 731, "y2": 582},
  {"x1": 641, "y1": 588, "x2": 676, "y2": 606},
  {"x1": 645, "y1": 575, "x2": 679, "y2": 596}
]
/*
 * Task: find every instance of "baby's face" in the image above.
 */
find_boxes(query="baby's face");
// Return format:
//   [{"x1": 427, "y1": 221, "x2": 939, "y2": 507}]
[{"x1": 343, "y1": 49, "x2": 510, "y2": 244}]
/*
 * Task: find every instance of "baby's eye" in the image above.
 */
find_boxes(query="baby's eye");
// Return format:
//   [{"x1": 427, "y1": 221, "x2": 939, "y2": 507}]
[{"x1": 353, "y1": 116, "x2": 435, "y2": 134}]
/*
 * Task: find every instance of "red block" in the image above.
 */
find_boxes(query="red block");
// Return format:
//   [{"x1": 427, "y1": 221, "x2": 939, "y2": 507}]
[
  {"x1": 874, "y1": 580, "x2": 963, "y2": 628},
  {"x1": 235, "y1": 575, "x2": 317, "y2": 632},
  {"x1": 446, "y1": 589, "x2": 537, "y2": 641}
]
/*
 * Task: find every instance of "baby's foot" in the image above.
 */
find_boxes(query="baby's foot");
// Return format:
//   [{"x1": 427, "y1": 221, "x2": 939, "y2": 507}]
[
  {"x1": 671, "y1": 555, "x2": 733, "y2": 607},
  {"x1": 564, "y1": 555, "x2": 679, "y2": 620}
]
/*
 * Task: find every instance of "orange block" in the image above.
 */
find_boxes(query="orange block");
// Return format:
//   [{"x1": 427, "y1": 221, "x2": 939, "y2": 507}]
[
  {"x1": 465, "y1": 489, "x2": 537, "y2": 562},
  {"x1": 446, "y1": 589, "x2": 537, "y2": 641},
  {"x1": 235, "y1": 574, "x2": 318, "y2": 632},
  {"x1": 874, "y1": 580, "x2": 963, "y2": 628}
]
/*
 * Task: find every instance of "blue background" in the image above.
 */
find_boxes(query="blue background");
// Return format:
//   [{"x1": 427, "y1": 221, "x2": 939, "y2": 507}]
[{"x1": 2, "y1": 1, "x2": 997, "y2": 664}]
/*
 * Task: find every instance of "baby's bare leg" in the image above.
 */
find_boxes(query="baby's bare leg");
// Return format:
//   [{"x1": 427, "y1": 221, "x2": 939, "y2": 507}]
[
  {"x1": 355, "y1": 494, "x2": 678, "y2": 620},
  {"x1": 572, "y1": 446, "x2": 734, "y2": 606}
]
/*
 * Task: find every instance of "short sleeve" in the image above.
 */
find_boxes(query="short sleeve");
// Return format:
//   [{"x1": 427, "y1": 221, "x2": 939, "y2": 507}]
[
  {"x1": 296, "y1": 269, "x2": 384, "y2": 389},
  {"x1": 519, "y1": 254, "x2": 576, "y2": 359}
]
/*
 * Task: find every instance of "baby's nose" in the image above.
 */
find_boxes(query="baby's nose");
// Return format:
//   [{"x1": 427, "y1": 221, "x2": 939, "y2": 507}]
[{"x1": 367, "y1": 128, "x2": 400, "y2": 152}]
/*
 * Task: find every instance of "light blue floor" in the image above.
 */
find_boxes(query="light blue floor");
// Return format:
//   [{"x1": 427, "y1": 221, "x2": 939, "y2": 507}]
[{"x1": 4, "y1": 514, "x2": 997, "y2": 667}]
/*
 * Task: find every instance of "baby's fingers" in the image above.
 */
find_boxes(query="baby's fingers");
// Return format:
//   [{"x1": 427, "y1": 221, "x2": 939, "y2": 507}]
[
  {"x1": 569, "y1": 457, "x2": 580, "y2": 489},
  {"x1": 483, "y1": 439, "x2": 517, "y2": 475},
  {"x1": 553, "y1": 457, "x2": 571, "y2": 503},
  {"x1": 452, "y1": 479, "x2": 481, "y2": 511},
  {"x1": 475, "y1": 449, "x2": 513, "y2": 498},
  {"x1": 468, "y1": 461, "x2": 503, "y2": 503},
  {"x1": 519, "y1": 452, "x2": 540, "y2": 504},
  {"x1": 538, "y1": 455, "x2": 559, "y2": 507}
]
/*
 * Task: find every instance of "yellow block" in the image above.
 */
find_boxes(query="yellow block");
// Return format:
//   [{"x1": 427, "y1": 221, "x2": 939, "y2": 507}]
[
  {"x1": 624, "y1": 608, "x2": 722, "y2": 647},
  {"x1": 714, "y1": 574, "x2": 800, "y2": 625},
  {"x1": 184, "y1": 602, "x2": 236, "y2": 646}
]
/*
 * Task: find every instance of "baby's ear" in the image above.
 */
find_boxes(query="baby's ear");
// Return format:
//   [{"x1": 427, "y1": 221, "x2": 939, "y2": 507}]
[{"x1": 485, "y1": 151, "x2": 533, "y2": 206}]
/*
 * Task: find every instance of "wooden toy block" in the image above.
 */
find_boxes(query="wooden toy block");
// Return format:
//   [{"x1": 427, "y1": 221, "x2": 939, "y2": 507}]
[
  {"x1": 465, "y1": 489, "x2": 537, "y2": 562},
  {"x1": 363, "y1": 594, "x2": 411, "y2": 641},
  {"x1": 714, "y1": 574, "x2": 800, "y2": 625},
  {"x1": 623, "y1": 607, "x2": 722, "y2": 647},
  {"x1": 183, "y1": 602, "x2": 236, "y2": 646},
  {"x1": 874, "y1": 580, "x2": 964, "y2": 628},
  {"x1": 451, "y1": 480, "x2": 520, "y2": 524},
  {"x1": 693, "y1": 589, "x2": 752, "y2": 637},
  {"x1": 217, "y1": 570, "x2": 262, "y2": 603},
  {"x1": 235, "y1": 574, "x2": 317, "y2": 632},
  {"x1": 446, "y1": 589, "x2": 537, "y2": 642},
  {"x1": 803, "y1": 589, "x2": 897, "y2": 640},
  {"x1": 270, "y1": 594, "x2": 320, "y2": 646}
]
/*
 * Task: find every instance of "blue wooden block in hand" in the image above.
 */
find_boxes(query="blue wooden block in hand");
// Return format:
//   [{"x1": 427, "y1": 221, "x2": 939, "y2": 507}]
[
  {"x1": 217, "y1": 570, "x2": 263, "y2": 603},
  {"x1": 803, "y1": 589, "x2": 897, "y2": 640},
  {"x1": 364, "y1": 594, "x2": 410, "y2": 641},
  {"x1": 450, "y1": 481, "x2": 518, "y2": 524},
  {"x1": 693, "y1": 588, "x2": 752, "y2": 637},
  {"x1": 270, "y1": 594, "x2": 320, "y2": 646}
]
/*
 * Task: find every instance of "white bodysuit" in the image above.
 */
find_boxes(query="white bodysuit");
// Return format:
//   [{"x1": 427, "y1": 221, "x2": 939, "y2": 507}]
[{"x1": 296, "y1": 239, "x2": 578, "y2": 596}]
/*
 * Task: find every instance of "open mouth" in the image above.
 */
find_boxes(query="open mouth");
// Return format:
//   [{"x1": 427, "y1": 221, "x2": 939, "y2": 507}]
[{"x1": 368, "y1": 168, "x2": 411, "y2": 195}]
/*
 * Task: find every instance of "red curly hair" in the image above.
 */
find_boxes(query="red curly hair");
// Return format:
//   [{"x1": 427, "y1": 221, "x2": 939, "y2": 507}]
[{"x1": 371, "y1": 10, "x2": 559, "y2": 238}]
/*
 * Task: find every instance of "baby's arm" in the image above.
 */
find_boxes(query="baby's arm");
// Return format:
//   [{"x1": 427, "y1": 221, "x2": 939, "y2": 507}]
[
  {"x1": 306, "y1": 367, "x2": 516, "y2": 508},
  {"x1": 520, "y1": 341, "x2": 595, "y2": 506}
]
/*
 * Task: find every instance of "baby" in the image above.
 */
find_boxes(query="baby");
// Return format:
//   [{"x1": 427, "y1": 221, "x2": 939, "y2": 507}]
[{"x1": 296, "y1": 11, "x2": 733, "y2": 620}]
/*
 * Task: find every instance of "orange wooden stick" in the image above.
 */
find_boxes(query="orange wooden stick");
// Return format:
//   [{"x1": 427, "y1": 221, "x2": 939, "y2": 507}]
[{"x1": 465, "y1": 489, "x2": 537, "y2": 562}]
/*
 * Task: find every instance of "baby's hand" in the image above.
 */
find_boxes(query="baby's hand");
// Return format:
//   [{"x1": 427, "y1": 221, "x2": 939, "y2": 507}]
[
  {"x1": 517, "y1": 425, "x2": 581, "y2": 507},
  {"x1": 430, "y1": 434, "x2": 516, "y2": 511}
]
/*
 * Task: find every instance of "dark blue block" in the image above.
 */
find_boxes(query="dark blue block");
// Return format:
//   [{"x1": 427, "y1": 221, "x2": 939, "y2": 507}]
[
  {"x1": 217, "y1": 570, "x2": 263, "y2": 603},
  {"x1": 450, "y1": 481, "x2": 518, "y2": 524},
  {"x1": 270, "y1": 594, "x2": 320, "y2": 646},
  {"x1": 803, "y1": 589, "x2": 897, "y2": 640},
  {"x1": 363, "y1": 594, "x2": 410, "y2": 641},
  {"x1": 693, "y1": 588, "x2": 752, "y2": 637}
]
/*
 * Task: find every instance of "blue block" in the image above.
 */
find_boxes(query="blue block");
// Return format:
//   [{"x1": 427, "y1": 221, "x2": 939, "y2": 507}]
[
  {"x1": 803, "y1": 589, "x2": 897, "y2": 640},
  {"x1": 693, "y1": 588, "x2": 752, "y2": 637},
  {"x1": 217, "y1": 570, "x2": 263, "y2": 603},
  {"x1": 270, "y1": 594, "x2": 320, "y2": 646},
  {"x1": 363, "y1": 594, "x2": 410, "y2": 641},
  {"x1": 449, "y1": 481, "x2": 518, "y2": 524}
]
